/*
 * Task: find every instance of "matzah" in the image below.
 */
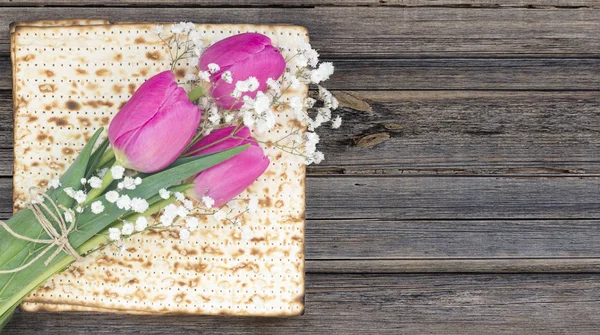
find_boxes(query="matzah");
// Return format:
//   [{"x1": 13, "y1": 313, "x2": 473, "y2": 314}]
[{"x1": 11, "y1": 21, "x2": 307, "y2": 316}]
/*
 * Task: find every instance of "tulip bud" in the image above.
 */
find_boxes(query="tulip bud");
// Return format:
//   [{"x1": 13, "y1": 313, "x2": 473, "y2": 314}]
[
  {"x1": 199, "y1": 33, "x2": 286, "y2": 110},
  {"x1": 186, "y1": 126, "x2": 269, "y2": 207},
  {"x1": 108, "y1": 71, "x2": 202, "y2": 173}
]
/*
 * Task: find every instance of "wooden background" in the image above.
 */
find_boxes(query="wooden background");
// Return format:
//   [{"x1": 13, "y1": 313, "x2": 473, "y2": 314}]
[{"x1": 2, "y1": 0, "x2": 600, "y2": 333}]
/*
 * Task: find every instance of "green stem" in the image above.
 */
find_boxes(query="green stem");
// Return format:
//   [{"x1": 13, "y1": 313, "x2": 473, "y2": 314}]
[
  {"x1": 188, "y1": 86, "x2": 205, "y2": 102},
  {"x1": 97, "y1": 147, "x2": 115, "y2": 169}
]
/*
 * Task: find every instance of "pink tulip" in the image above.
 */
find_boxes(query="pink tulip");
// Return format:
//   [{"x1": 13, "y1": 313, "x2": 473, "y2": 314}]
[
  {"x1": 186, "y1": 126, "x2": 269, "y2": 207},
  {"x1": 108, "y1": 71, "x2": 202, "y2": 173},
  {"x1": 199, "y1": 33, "x2": 286, "y2": 110}
]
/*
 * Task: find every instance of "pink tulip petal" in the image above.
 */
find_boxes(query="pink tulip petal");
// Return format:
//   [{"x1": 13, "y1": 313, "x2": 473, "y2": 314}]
[
  {"x1": 108, "y1": 71, "x2": 176, "y2": 144},
  {"x1": 186, "y1": 126, "x2": 251, "y2": 156},
  {"x1": 114, "y1": 91, "x2": 201, "y2": 173},
  {"x1": 199, "y1": 33, "x2": 272, "y2": 71},
  {"x1": 190, "y1": 145, "x2": 270, "y2": 207}
]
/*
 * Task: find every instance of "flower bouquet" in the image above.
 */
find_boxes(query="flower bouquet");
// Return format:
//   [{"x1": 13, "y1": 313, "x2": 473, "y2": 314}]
[{"x1": 2, "y1": 21, "x2": 340, "y2": 326}]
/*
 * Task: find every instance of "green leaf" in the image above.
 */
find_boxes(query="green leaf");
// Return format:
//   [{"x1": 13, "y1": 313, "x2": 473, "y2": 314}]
[
  {"x1": 85, "y1": 137, "x2": 110, "y2": 179},
  {"x1": 0, "y1": 144, "x2": 248, "y2": 323}
]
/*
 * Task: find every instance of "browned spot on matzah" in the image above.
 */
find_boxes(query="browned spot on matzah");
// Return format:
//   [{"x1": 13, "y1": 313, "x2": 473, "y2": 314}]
[
  {"x1": 43, "y1": 70, "x2": 55, "y2": 77},
  {"x1": 128, "y1": 83, "x2": 137, "y2": 95},
  {"x1": 134, "y1": 36, "x2": 146, "y2": 44},
  {"x1": 48, "y1": 116, "x2": 70, "y2": 127},
  {"x1": 24, "y1": 54, "x2": 35, "y2": 61},
  {"x1": 76, "y1": 68, "x2": 87, "y2": 75},
  {"x1": 112, "y1": 84, "x2": 124, "y2": 94},
  {"x1": 95, "y1": 69, "x2": 112, "y2": 76},
  {"x1": 145, "y1": 51, "x2": 161, "y2": 61},
  {"x1": 38, "y1": 83, "x2": 56, "y2": 93},
  {"x1": 175, "y1": 68, "x2": 186, "y2": 79},
  {"x1": 84, "y1": 100, "x2": 114, "y2": 108},
  {"x1": 66, "y1": 100, "x2": 81, "y2": 111},
  {"x1": 114, "y1": 53, "x2": 123, "y2": 61}
]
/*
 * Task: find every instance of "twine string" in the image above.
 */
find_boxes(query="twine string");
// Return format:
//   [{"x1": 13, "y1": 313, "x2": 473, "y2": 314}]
[{"x1": 0, "y1": 187, "x2": 83, "y2": 274}]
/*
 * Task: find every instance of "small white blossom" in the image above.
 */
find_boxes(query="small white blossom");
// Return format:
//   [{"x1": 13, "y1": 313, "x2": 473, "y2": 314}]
[
  {"x1": 248, "y1": 196, "x2": 259, "y2": 213},
  {"x1": 247, "y1": 77, "x2": 260, "y2": 92},
  {"x1": 134, "y1": 217, "x2": 148, "y2": 232},
  {"x1": 49, "y1": 178, "x2": 61, "y2": 189},
  {"x1": 305, "y1": 132, "x2": 320, "y2": 156},
  {"x1": 224, "y1": 113, "x2": 235, "y2": 123},
  {"x1": 130, "y1": 198, "x2": 149, "y2": 213},
  {"x1": 73, "y1": 190, "x2": 87, "y2": 204},
  {"x1": 254, "y1": 92, "x2": 272, "y2": 115},
  {"x1": 266, "y1": 77, "x2": 280, "y2": 91},
  {"x1": 213, "y1": 210, "x2": 226, "y2": 221},
  {"x1": 160, "y1": 215, "x2": 174, "y2": 227},
  {"x1": 179, "y1": 228, "x2": 190, "y2": 240},
  {"x1": 152, "y1": 25, "x2": 164, "y2": 35},
  {"x1": 235, "y1": 80, "x2": 250, "y2": 93},
  {"x1": 159, "y1": 188, "x2": 171, "y2": 200},
  {"x1": 208, "y1": 63, "x2": 220, "y2": 73},
  {"x1": 63, "y1": 210, "x2": 74, "y2": 223},
  {"x1": 121, "y1": 222, "x2": 135, "y2": 235},
  {"x1": 305, "y1": 48, "x2": 320, "y2": 67},
  {"x1": 312, "y1": 151, "x2": 325, "y2": 164},
  {"x1": 80, "y1": 178, "x2": 87, "y2": 185},
  {"x1": 63, "y1": 187, "x2": 75, "y2": 197},
  {"x1": 311, "y1": 62, "x2": 334, "y2": 84},
  {"x1": 174, "y1": 192, "x2": 185, "y2": 202},
  {"x1": 91, "y1": 200, "x2": 105, "y2": 214},
  {"x1": 76, "y1": 206, "x2": 84, "y2": 213},
  {"x1": 88, "y1": 176, "x2": 103, "y2": 189},
  {"x1": 183, "y1": 199, "x2": 194, "y2": 210},
  {"x1": 111, "y1": 165, "x2": 125, "y2": 180},
  {"x1": 202, "y1": 196, "x2": 215, "y2": 208},
  {"x1": 134, "y1": 177, "x2": 142, "y2": 185},
  {"x1": 208, "y1": 106, "x2": 221, "y2": 124},
  {"x1": 122, "y1": 176, "x2": 137, "y2": 190},
  {"x1": 243, "y1": 111, "x2": 255, "y2": 127},
  {"x1": 117, "y1": 182, "x2": 124, "y2": 189},
  {"x1": 304, "y1": 97, "x2": 316, "y2": 108},
  {"x1": 160, "y1": 204, "x2": 179, "y2": 227},
  {"x1": 221, "y1": 71, "x2": 233, "y2": 84},
  {"x1": 116, "y1": 195, "x2": 132, "y2": 210},
  {"x1": 198, "y1": 71, "x2": 211, "y2": 82},
  {"x1": 186, "y1": 217, "x2": 199, "y2": 231},
  {"x1": 105, "y1": 190, "x2": 119, "y2": 203},
  {"x1": 108, "y1": 228, "x2": 121, "y2": 241},
  {"x1": 331, "y1": 115, "x2": 342, "y2": 129}
]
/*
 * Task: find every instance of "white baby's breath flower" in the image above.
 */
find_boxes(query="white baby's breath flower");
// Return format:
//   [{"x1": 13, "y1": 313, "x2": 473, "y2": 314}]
[
  {"x1": 88, "y1": 176, "x2": 103, "y2": 189},
  {"x1": 117, "y1": 182, "x2": 124, "y2": 190},
  {"x1": 248, "y1": 196, "x2": 259, "y2": 213},
  {"x1": 111, "y1": 165, "x2": 125, "y2": 180},
  {"x1": 63, "y1": 187, "x2": 75, "y2": 197},
  {"x1": 170, "y1": 23, "x2": 183, "y2": 34},
  {"x1": 134, "y1": 177, "x2": 142, "y2": 185},
  {"x1": 224, "y1": 113, "x2": 235, "y2": 123},
  {"x1": 235, "y1": 80, "x2": 250, "y2": 93},
  {"x1": 213, "y1": 210, "x2": 226, "y2": 221},
  {"x1": 130, "y1": 198, "x2": 149, "y2": 213},
  {"x1": 179, "y1": 228, "x2": 191, "y2": 240},
  {"x1": 159, "y1": 188, "x2": 171, "y2": 200},
  {"x1": 312, "y1": 151, "x2": 325, "y2": 164},
  {"x1": 247, "y1": 77, "x2": 260, "y2": 92},
  {"x1": 134, "y1": 217, "x2": 148, "y2": 232},
  {"x1": 254, "y1": 92, "x2": 271, "y2": 115},
  {"x1": 208, "y1": 63, "x2": 220, "y2": 73},
  {"x1": 116, "y1": 195, "x2": 132, "y2": 210},
  {"x1": 311, "y1": 62, "x2": 334, "y2": 84},
  {"x1": 49, "y1": 178, "x2": 61, "y2": 189},
  {"x1": 91, "y1": 201, "x2": 105, "y2": 214},
  {"x1": 331, "y1": 115, "x2": 342, "y2": 129},
  {"x1": 174, "y1": 192, "x2": 185, "y2": 202},
  {"x1": 73, "y1": 190, "x2": 87, "y2": 204},
  {"x1": 304, "y1": 97, "x2": 316, "y2": 108},
  {"x1": 80, "y1": 178, "x2": 87, "y2": 185},
  {"x1": 105, "y1": 190, "x2": 119, "y2": 203},
  {"x1": 198, "y1": 71, "x2": 211, "y2": 82},
  {"x1": 122, "y1": 176, "x2": 137, "y2": 190},
  {"x1": 221, "y1": 71, "x2": 233, "y2": 84},
  {"x1": 208, "y1": 107, "x2": 221, "y2": 124},
  {"x1": 76, "y1": 206, "x2": 84, "y2": 213},
  {"x1": 243, "y1": 111, "x2": 255, "y2": 127},
  {"x1": 108, "y1": 228, "x2": 121, "y2": 241},
  {"x1": 63, "y1": 210, "x2": 74, "y2": 223},
  {"x1": 152, "y1": 25, "x2": 164, "y2": 35},
  {"x1": 305, "y1": 48, "x2": 320, "y2": 67},
  {"x1": 266, "y1": 77, "x2": 280, "y2": 91},
  {"x1": 183, "y1": 199, "x2": 194, "y2": 210},
  {"x1": 121, "y1": 222, "x2": 135, "y2": 236},
  {"x1": 186, "y1": 217, "x2": 199, "y2": 231},
  {"x1": 305, "y1": 132, "x2": 320, "y2": 156},
  {"x1": 202, "y1": 196, "x2": 215, "y2": 209}
]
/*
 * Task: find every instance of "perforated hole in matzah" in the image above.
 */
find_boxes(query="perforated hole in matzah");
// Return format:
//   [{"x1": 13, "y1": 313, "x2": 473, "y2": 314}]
[{"x1": 12, "y1": 22, "x2": 306, "y2": 316}]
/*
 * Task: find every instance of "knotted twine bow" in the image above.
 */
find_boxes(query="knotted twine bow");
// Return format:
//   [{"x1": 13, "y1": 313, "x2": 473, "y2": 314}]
[{"x1": 0, "y1": 187, "x2": 83, "y2": 274}]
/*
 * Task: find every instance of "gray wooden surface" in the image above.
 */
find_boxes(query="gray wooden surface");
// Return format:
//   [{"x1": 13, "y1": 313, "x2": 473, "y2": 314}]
[{"x1": 2, "y1": 1, "x2": 600, "y2": 334}]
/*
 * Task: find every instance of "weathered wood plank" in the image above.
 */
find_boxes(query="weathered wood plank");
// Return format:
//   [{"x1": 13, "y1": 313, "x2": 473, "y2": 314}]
[
  {"x1": 5, "y1": 273, "x2": 600, "y2": 334},
  {"x1": 3, "y1": 57, "x2": 600, "y2": 90},
  {"x1": 4, "y1": 91, "x2": 600, "y2": 176},
  {"x1": 1, "y1": 7, "x2": 599, "y2": 57},
  {"x1": 0, "y1": 175, "x2": 600, "y2": 220},
  {"x1": 1, "y1": 0, "x2": 597, "y2": 7},
  {"x1": 305, "y1": 175, "x2": 600, "y2": 220}
]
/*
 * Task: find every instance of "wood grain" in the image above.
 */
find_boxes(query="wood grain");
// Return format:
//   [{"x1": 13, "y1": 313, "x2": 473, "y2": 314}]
[
  {"x1": 0, "y1": 7, "x2": 599, "y2": 57},
  {"x1": 3, "y1": 57, "x2": 599, "y2": 90},
  {"x1": 5, "y1": 273, "x2": 600, "y2": 334},
  {"x1": 2, "y1": 90, "x2": 600, "y2": 175}
]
